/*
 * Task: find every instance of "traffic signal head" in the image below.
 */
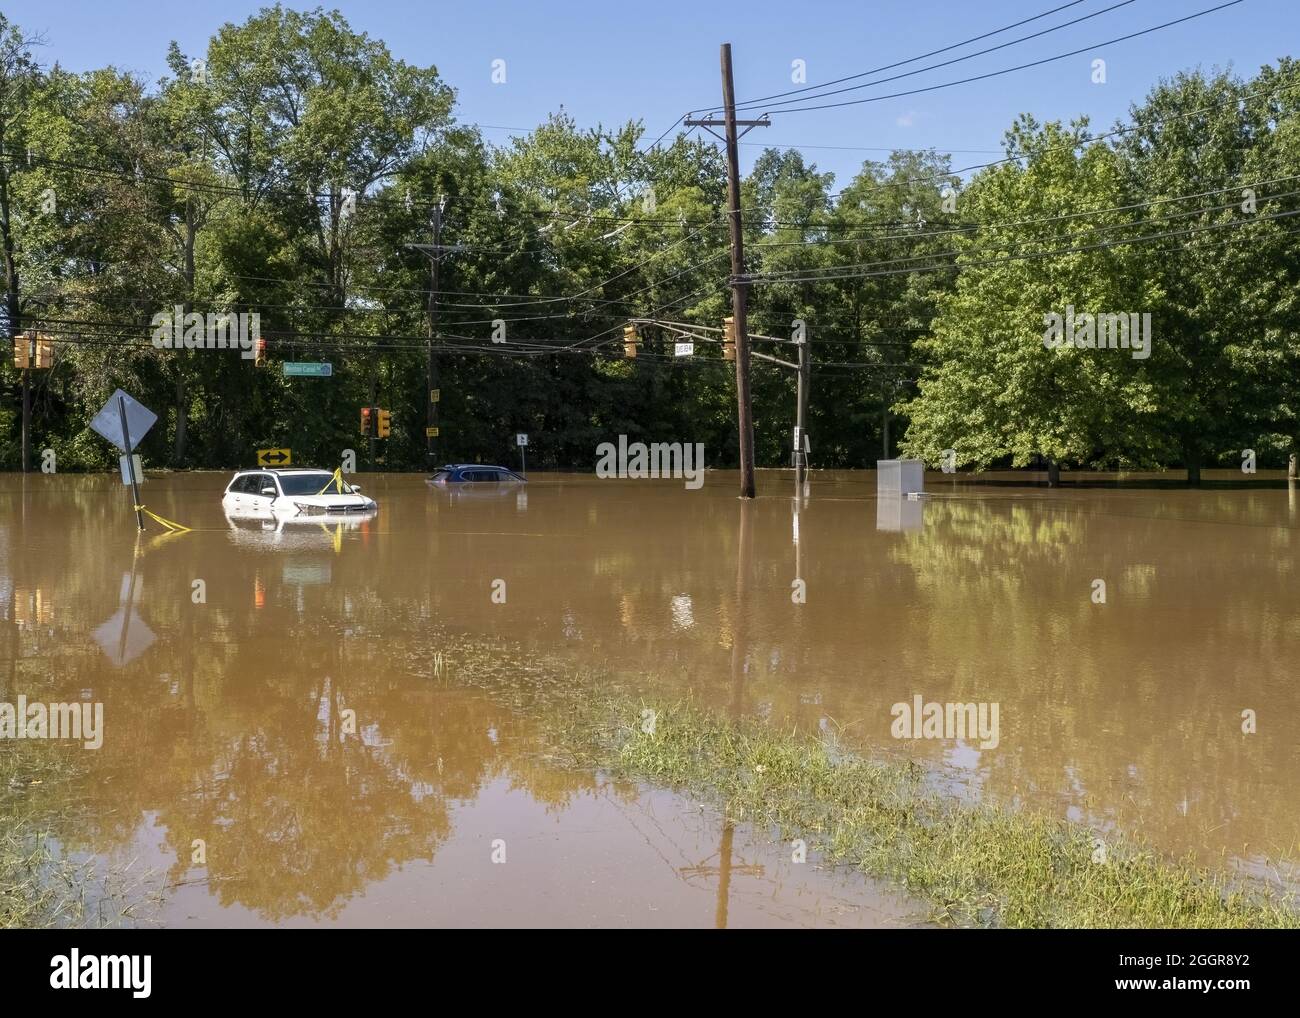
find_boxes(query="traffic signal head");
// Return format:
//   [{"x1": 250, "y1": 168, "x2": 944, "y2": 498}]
[
  {"x1": 360, "y1": 407, "x2": 373, "y2": 436},
  {"x1": 378, "y1": 409, "x2": 391, "y2": 438},
  {"x1": 254, "y1": 336, "x2": 267, "y2": 367},
  {"x1": 723, "y1": 316, "x2": 736, "y2": 361},
  {"x1": 623, "y1": 323, "x2": 638, "y2": 359}
]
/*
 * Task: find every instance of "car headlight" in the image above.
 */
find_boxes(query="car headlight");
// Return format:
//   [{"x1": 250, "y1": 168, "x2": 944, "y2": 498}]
[{"x1": 293, "y1": 501, "x2": 312, "y2": 515}]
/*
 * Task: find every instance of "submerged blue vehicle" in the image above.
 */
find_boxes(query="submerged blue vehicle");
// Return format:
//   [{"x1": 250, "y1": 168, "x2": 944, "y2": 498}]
[{"x1": 427, "y1": 464, "x2": 526, "y2": 484}]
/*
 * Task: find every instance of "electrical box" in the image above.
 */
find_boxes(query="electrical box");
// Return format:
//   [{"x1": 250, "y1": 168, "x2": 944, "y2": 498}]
[{"x1": 877, "y1": 459, "x2": 924, "y2": 497}]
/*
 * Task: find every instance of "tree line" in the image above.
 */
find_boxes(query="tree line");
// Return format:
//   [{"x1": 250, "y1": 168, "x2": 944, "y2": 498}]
[{"x1": 1, "y1": 6, "x2": 1297, "y2": 479}]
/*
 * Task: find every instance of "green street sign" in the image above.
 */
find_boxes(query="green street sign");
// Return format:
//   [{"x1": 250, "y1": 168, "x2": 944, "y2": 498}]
[{"x1": 283, "y1": 362, "x2": 333, "y2": 377}]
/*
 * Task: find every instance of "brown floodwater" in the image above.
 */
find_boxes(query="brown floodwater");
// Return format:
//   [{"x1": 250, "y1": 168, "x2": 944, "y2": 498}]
[{"x1": 2, "y1": 468, "x2": 1297, "y2": 926}]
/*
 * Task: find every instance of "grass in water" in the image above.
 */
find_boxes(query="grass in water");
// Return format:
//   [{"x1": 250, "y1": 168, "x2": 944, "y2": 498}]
[
  {"x1": 546, "y1": 694, "x2": 1298, "y2": 929},
  {"x1": 1, "y1": 749, "x2": 159, "y2": 929}
]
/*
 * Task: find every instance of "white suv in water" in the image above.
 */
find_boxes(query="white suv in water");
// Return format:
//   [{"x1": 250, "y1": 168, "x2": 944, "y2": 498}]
[{"x1": 222, "y1": 468, "x2": 377, "y2": 517}]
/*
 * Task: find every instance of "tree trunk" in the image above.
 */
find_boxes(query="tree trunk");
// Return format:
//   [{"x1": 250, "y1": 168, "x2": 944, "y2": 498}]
[
  {"x1": 1047, "y1": 459, "x2": 1060, "y2": 487},
  {"x1": 1, "y1": 161, "x2": 24, "y2": 472}
]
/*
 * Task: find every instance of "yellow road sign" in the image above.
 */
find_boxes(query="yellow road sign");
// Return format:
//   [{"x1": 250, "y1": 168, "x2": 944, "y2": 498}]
[
  {"x1": 257, "y1": 448, "x2": 292, "y2": 467},
  {"x1": 430, "y1": 388, "x2": 440, "y2": 403},
  {"x1": 426, "y1": 426, "x2": 440, "y2": 437}
]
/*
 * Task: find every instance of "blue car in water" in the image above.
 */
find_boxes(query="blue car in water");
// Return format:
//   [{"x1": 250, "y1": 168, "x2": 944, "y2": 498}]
[{"x1": 428, "y1": 464, "x2": 526, "y2": 485}]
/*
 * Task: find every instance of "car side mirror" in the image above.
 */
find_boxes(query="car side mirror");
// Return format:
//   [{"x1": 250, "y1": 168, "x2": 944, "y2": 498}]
[
  {"x1": 261, "y1": 487, "x2": 277, "y2": 496},
  {"x1": 350, "y1": 485, "x2": 362, "y2": 493}
]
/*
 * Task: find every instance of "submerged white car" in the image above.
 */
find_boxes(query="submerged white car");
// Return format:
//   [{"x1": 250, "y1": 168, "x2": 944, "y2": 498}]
[{"x1": 222, "y1": 468, "x2": 377, "y2": 517}]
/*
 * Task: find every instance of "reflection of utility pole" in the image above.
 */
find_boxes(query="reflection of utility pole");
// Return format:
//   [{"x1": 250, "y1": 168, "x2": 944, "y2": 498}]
[
  {"x1": 686, "y1": 45, "x2": 768, "y2": 499},
  {"x1": 690, "y1": 498, "x2": 758, "y2": 927},
  {"x1": 679, "y1": 820, "x2": 764, "y2": 929}
]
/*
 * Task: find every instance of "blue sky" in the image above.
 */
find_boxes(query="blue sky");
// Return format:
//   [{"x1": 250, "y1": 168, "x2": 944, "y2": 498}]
[{"x1": 7, "y1": 1, "x2": 1297, "y2": 187}]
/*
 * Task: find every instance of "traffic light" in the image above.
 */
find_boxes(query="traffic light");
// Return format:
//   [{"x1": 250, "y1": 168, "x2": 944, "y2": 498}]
[
  {"x1": 14, "y1": 332, "x2": 53, "y2": 369},
  {"x1": 378, "y1": 409, "x2": 391, "y2": 438},
  {"x1": 360, "y1": 407, "x2": 373, "y2": 436},
  {"x1": 254, "y1": 336, "x2": 267, "y2": 367},
  {"x1": 623, "y1": 323, "x2": 638, "y2": 359},
  {"x1": 723, "y1": 316, "x2": 736, "y2": 362}
]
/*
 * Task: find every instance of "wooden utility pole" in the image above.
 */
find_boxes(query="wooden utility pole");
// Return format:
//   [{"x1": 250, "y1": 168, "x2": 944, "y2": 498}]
[{"x1": 687, "y1": 45, "x2": 768, "y2": 499}]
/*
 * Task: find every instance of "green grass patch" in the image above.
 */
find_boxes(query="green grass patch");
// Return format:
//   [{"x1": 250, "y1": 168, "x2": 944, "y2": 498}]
[{"x1": 0, "y1": 749, "x2": 158, "y2": 929}]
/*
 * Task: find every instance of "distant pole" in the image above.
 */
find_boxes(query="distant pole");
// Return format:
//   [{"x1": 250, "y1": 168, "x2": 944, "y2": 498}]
[
  {"x1": 117, "y1": 395, "x2": 144, "y2": 532},
  {"x1": 881, "y1": 382, "x2": 890, "y2": 458},
  {"x1": 795, "y1": 336, "x2": 809, "y2": 482},
  {"x1": 21, "y1": 359, "x2": 30, "y2": 472},
  {"x1": 20, "y1": 330, "x2": 33, "y2": 472},
  {"x1": 426, "y1": 196, "x2": 444, "y2": 466}
]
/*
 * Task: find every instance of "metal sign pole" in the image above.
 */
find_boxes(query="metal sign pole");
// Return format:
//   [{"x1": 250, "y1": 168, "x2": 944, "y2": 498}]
[{"x1": 118, "y1": 395, "x2": 145, "y2": 531}]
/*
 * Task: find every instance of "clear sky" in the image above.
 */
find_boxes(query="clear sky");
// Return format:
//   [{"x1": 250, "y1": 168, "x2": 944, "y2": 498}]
[{"x1": 6, "y1": 1, "x2": 1297, "y2": 187}]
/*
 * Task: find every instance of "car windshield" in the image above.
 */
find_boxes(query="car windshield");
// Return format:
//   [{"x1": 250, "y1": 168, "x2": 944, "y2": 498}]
[{"x1": 277, "y1": 473, "x2": 347, "y2": 496}]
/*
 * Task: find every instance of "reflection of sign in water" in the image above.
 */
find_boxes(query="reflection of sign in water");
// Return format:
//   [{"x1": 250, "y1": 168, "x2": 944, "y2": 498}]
[
  {"x1": 90, "y1": 389, "x2": 157, "y2": 452},
  {"x1": 91, "y1": 570, "x2": 155, "y2": 667},
  {"x1": 257, "y1": 448, "x2": 292, "y2": 467}
]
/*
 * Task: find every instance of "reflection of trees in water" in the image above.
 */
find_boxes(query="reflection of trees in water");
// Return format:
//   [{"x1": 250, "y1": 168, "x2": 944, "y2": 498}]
[
  {"x1": 882, "y1": 496, "x2": 1300, "y2": 865},
  {"x1": 2, "y1": 529, "x2": 603, "y2": 920}
]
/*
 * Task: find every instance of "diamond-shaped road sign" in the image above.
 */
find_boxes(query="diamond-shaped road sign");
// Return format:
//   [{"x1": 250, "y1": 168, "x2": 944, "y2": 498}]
[{"x1": 90, "y1": 389, "x2": 157, "y2": 453}]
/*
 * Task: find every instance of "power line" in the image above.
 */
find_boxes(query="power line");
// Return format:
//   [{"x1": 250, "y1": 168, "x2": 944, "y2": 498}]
[
  {"x1": 747, "y1": 204, "x2": 1300, "y2": 284},
  {"x1": 749, "y1": 188, "x2": 1300, "y2": 279},
  {"x1": 756, "y1": 2, "x2": 1244, "y2": 116},
  {"x1": 731, "y1": 0, "x2": 1142, "y2": 114},
  {"x1": 699, "y1": 0, "x2": 1093, "y2": 112}
]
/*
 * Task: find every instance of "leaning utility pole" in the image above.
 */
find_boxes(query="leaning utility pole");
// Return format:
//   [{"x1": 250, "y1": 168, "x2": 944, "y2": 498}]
[{"x1": 687, "y1": 45, "x2": 768, "y2": 499}]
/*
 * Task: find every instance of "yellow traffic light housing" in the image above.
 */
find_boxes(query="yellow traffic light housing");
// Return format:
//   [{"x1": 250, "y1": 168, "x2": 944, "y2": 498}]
[
  {"x1": 254, "y1": 336, "x2": 267, "y2": 367},
  {"x1": 14, "y1": 332, "x2": 53, "y2": 369},
  {"x1": 623, "y1": 323, "x2": 638, "y2": 359},
  {"x1": 723, "y1": 316, "x2": 736, "y2": 362},
  {"x1": 378, "y1": 409, "x2": 391, "y2": 438}
]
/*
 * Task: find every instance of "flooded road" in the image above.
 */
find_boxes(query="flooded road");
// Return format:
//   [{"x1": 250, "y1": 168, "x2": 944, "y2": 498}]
[{"x1": 2, "y1": 469, "x2": 1297, "y2": 926}]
